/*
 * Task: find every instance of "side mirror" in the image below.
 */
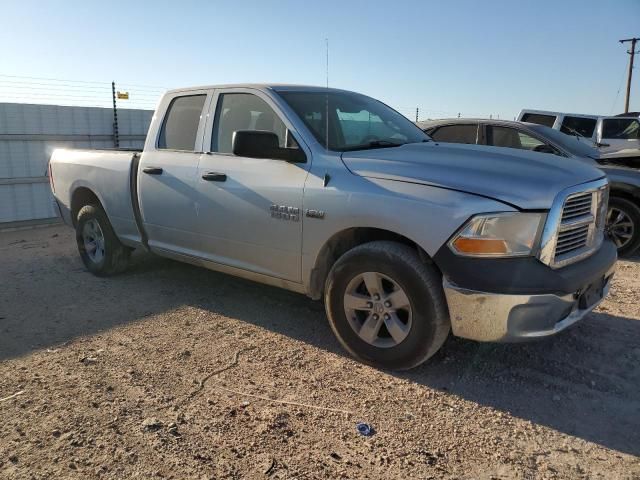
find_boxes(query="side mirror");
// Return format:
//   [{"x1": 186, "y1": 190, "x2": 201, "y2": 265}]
[
  {"x1": 232, "y1": 130, "x2": 306, "y2": 163},
  {"x1": 533, "y1": 144, "x2": 556, "y2": 154}
]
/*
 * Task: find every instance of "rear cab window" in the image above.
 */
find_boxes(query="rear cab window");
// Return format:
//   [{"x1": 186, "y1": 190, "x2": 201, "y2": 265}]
[
  {"x1": 158, "y1": 94, "x2": 207, "y2": 151},
  {"x1": 521, "y1": 113, "x2": 556, "y2": 128},
  {"x1": 429, "y1": 124, "x2": 478, "y2": 144},
  {"x1": 560, "y1": 116, "x2": 597, "y2": 138}
]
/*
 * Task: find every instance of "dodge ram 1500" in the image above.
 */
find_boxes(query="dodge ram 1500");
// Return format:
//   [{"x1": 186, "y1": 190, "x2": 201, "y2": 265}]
[{"x1": 49, "y1": 84, "x2": 617, "y2": 369}]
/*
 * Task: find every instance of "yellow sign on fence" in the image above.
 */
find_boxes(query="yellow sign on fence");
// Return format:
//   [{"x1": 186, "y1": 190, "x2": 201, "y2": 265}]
[{"x1": 117, "y1": 91, "x2": 129, "y2": 100}]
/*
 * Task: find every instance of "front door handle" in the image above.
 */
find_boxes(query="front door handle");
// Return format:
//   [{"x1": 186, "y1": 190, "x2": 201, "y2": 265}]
[
  {"x1": 202, "y1": 172, "x2": 227, "y2": 182},
  {"x1": 142, "y1": 167, "x2": 163, "y2": 175}
]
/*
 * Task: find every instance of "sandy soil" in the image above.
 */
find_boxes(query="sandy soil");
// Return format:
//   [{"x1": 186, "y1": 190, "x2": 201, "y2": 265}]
[{"x1": 0, "y1": 224, "x2": 639, "y2": 479}]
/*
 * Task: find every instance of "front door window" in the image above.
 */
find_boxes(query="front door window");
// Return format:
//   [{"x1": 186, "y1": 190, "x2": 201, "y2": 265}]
[{"x1": 212, "y1": 93, "x2": 288, "y2": 154}]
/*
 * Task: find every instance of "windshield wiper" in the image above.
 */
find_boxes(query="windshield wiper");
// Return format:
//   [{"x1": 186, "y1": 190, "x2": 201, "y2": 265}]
[
  {"x1": 564, "y1": 126, "x2": 585, "y2": 138},
  {"x1": 341, "y1": 140, "x2": 406, "y2": 152}
]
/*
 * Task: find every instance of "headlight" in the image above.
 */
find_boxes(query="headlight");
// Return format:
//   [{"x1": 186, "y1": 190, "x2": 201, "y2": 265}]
[{"x1": 449, "y1": 212, "x2": 544, "y2": 257}]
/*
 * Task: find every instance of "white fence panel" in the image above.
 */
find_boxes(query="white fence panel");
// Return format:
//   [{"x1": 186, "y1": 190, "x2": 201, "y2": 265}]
[{"x1": 0, "y1": 103, "x2": 153, "y2": 224}]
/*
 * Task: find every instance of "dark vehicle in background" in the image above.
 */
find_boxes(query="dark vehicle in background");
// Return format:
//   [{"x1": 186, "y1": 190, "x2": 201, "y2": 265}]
[{"x1": 419, "y1": 118, "x2": 640, "y2": 257}]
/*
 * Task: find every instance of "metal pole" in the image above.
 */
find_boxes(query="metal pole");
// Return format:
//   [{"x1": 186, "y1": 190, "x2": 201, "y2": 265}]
[
  {"x1": 112, "y1": 81, "x2": 120, "y2": 148},
  {"x1": 620, "y1": 37, "x2": 639, "y2": 114},
  {"x1": 415, "y1": 107, "x2": 419, "y2": 122}
]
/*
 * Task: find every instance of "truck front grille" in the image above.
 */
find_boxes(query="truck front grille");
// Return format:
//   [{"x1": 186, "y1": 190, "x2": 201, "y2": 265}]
[
  {"x1": 555, "y1": 223, "x2": 590, "y2": 257},
  {"x1": 552, "y1": 188, "x2": 607, "y2": 267},
  {"x1": 538, "y1": 179, "x2": 609, "y2": 269},
  {"x1": 561, "y1": 192, "x2": 593, "y2": 222}
]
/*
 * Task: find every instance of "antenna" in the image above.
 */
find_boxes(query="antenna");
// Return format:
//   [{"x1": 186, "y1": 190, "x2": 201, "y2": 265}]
[
  {"x1": 326, "y1": 38, "x2": 329, "y2": 89},
  {"x1": 325, "y1": 38, "x2": 329, "y2": 151}
]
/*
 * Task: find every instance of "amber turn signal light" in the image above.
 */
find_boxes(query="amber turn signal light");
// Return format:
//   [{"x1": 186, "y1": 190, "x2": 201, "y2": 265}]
[{"x1": 451, "y1": 237, "x2": 508, "y2": 255}]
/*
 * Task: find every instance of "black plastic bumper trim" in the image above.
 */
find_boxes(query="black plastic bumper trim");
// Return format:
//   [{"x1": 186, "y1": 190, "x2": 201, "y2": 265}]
[{"x1": 433, "y1": 238, "x2": 617, "y2": 296}]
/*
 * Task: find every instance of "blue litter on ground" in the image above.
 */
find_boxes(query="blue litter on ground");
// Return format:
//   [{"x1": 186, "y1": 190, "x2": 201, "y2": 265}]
[{"x1": 356, "y1": 422, "x2": 374, "y2": 436}]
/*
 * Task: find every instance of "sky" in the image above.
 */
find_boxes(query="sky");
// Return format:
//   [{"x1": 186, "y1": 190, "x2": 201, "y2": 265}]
[{"x1": 0, "y1": 0, "x2": 639, "y2": 119}]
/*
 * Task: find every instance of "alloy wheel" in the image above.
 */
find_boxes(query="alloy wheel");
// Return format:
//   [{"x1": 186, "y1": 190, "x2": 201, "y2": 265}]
[
  {"x1": 82, "y1": 218, "x2": 105, "y2": 264},
  {"x1": 607, "y1": 207, "x2": 635, "y2": 249},
  {"x1": 343, "y1": 271, "x2": 413, "y2": 348}
]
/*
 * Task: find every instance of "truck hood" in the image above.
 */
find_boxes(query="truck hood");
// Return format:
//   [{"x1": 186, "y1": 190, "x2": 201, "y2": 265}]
[{"x1": 341, "y1": 142, "x2": 605, "y2": 209}]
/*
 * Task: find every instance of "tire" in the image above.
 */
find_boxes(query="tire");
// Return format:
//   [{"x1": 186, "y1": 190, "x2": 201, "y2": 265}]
[
  {"x1": 607, "y1": 196, "x2": 640, "y2": 258},
  {"x1": 324, "y1": 241, "x2": 450, "y2": 370},
  {"x1": 76, "y1": 204, "x2": 131, "y2": 276}
]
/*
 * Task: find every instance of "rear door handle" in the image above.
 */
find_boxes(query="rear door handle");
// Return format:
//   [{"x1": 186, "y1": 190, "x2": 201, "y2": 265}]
[
  {"x1": 143, "y1": 167, "x2": 163, "y2": 175},
  {"x1": 202, "y1": 172, "x2": 227, "y2": 182}
]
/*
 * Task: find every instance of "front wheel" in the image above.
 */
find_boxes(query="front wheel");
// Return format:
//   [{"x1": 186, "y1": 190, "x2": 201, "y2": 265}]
[
  {"x1": 607, "y1": 197, "x2": 640, "y2": 257},
  {"x1": 76, "y1": 204, "x2": 131, "y2": 276},
  {"x1": 324, "y1": 241, "x2": 450, "y2": 370}
]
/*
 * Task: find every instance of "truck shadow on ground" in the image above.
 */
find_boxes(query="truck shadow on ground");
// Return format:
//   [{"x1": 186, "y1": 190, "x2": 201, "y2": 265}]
[{"x1": 2, "y1": 247, "x2": 639, "y2": 457}]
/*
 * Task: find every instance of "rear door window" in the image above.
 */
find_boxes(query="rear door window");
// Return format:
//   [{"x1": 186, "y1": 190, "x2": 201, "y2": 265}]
[
  {"x1": 429, "y1": 124, "x2": 478, "y2": 144},
  {"x1": 521, "y1": 113, "x2": 556, "y2": 128},
  {"x1": 602, "y1": 118, "x2": 640, "y2": 140},
  {"x1": 560, "y1": 116, "x2": 597, "y2": 138},
  {"x1": 158, "y1": 95, "x2": 207, "y2": 151}
]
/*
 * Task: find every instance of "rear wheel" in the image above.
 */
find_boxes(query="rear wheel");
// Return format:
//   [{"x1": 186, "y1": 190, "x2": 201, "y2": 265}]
[
  {"x1": 607, "y1": 197, "x2": 640, "y2": 257},
  {"x1": 324, "y1": 241, "x2": 450, "y2": 370},
  {"x1": 76, "y1": 204, "x2": 131, "y2": 276}
]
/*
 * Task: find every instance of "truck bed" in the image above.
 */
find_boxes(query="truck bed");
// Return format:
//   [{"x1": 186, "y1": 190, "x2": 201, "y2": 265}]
[{"x1": 49, "y1": 148, "x2": 143, "y2": 248}]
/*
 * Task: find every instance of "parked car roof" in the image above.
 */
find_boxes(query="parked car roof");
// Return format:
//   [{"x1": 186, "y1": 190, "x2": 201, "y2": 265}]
[
  {"x1": 418, "y1": 118, "x2": 602, "y2": 160},
  {"x1": 417, "y1": 118, "x2": 540, "y2": 129}
]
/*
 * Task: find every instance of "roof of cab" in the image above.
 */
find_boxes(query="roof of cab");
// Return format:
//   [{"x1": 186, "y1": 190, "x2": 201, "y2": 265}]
[{"x1": 165, "y1": 83, "x2": 356, "y2": 95}]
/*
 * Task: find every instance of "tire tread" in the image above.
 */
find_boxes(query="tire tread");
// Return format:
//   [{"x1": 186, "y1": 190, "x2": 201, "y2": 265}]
[
  {"x1": 325, "y1": 240, "x2": 450, "y2": 370},
  {"x1": 76, "y1": 204, "x2": 130, "y2": 276}
]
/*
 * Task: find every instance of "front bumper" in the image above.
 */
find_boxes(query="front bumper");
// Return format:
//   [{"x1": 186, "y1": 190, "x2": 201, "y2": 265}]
[{"x1": 440, "y1": 242, "x2": 617, "y2": 342}]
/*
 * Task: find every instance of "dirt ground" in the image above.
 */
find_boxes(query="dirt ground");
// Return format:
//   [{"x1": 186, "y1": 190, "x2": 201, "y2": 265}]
[{"x1": 0, "y1": 224, "x2": 639, "y2": 479}]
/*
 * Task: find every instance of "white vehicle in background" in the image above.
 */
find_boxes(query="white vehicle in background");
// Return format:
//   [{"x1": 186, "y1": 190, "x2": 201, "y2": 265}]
[{"x1": 517, "y1": 109, "x2": 640, "y2": 163}]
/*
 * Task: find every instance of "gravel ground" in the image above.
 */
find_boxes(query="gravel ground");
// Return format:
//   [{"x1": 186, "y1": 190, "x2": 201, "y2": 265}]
[{"x1": 0, "y1": 224, "x2": 639, "y2": 479}]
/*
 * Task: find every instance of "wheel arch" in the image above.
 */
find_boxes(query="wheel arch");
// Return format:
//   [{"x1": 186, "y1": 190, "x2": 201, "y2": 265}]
[
  {"x1": 70, "y1": 186, "x2": 103, "y2": 227},
  {"x1": 308, "y1": 227, "x2": 438, "y2": 300},
  {"x1": 610, "y1": 182, "x2": 640, "y2": 204}
]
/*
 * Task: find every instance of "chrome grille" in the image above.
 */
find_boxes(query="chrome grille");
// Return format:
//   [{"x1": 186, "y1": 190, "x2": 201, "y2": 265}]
[
  {"x1": 554, "y1": 188, "x2": 608, "y2": 266},
  {"x1": 553, "y1": 191, "x2": 596, "y2": 265},
  {"x1": 555, "y1": 223, "x2": 590, "y2": 256},
  {"x1": 561, "y1": 192, "x2": 593, "y2": 222},
  {"x1": 539, "y1": 179, "x2": 609, "y2": 269}
]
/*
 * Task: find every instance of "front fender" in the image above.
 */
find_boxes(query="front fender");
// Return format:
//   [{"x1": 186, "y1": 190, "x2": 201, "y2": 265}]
[{"x1": 301, "y1": 173, "x2": 517, "y2": 295}]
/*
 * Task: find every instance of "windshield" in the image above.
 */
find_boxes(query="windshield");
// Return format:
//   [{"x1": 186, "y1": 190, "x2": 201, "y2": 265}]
[
  {"x1": 602, "y1": 118, "x2": 640, "y2": 140},
  {"x1": 278, "y1": 90, "x2": 429, "y2": 151},
  {"x1": 528, "y1": 124, "x2": 600, "y2": 158}
]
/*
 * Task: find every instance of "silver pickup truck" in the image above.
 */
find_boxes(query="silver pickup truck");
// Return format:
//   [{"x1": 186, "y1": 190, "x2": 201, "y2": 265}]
[{"x1": 49, "y1": 84, "x2": 617, "y2": 370}]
